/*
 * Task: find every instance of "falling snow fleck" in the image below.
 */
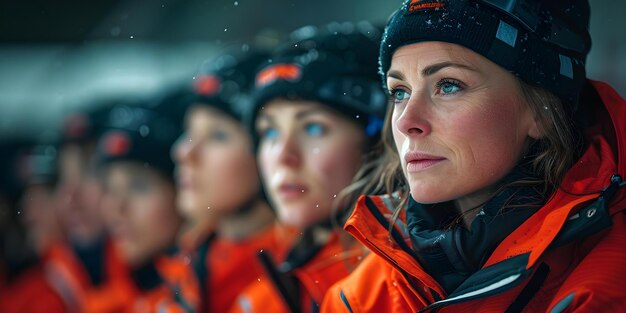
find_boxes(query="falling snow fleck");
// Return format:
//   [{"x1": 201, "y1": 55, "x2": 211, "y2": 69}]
[
  {"x1": 301, "y1": 190, "x2": 305, "y2": 193},
  {"x1": 224, "y1": 28, "x2": 228, "y2": 32},
  {"x1": 312, "y1": 147, "x2": 320, "y2": 154},
  {"x1": 234, "y1": 1, "x2": 238, "y2": 5},
  {"x1": 130, "y1": 35, "x2": 134, "y2": 39},
  {"x1": 333, "y1": 194, "x2": 337, "y2": 198}
]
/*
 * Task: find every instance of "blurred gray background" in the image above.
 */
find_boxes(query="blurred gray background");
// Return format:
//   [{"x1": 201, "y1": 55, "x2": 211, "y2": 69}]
[{"x1": 1, "y1": 0, "x2": 624, "y2": 140}]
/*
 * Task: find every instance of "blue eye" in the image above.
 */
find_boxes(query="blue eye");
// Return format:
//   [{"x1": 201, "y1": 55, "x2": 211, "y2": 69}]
[
  {"x1": 390, "y1": 89, "x2": 410, "y2": 103},
  {"x1": 210, "y1": 130, "x2": 229, "y2": 142},
  {"x1": 436, "y1": 79, "x2": 463, "y2": 95},
  {"x1": 260, "y1": 127, "x2": 279, "y2": 140},
  {"x1": 304, "y1": 123, "x2": 325, "y2": 137}
]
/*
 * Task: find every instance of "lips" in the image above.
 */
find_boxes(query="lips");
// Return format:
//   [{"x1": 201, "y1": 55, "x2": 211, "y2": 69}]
[
  {"x1": 276, "y1": 182, "x2": 307, "y2": 200},
  {"x1": 178, "y1": 176, "x2": 193, "y2": 189},
  {"x1": 404, "y1": 151, "x2": 446, "y2": 172}
]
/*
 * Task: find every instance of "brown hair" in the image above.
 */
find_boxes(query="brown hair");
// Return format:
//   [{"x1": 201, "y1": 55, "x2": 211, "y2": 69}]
[{"x1": 335, "y1": 78, "x2": 583, "y2": 232}]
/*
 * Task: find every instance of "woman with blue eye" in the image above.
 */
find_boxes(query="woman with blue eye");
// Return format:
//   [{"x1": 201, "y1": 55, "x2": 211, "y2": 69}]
[
  {"x1": 229, "y1": 22, "x2": 387, "y2": 313},
  {"x1": 172, "y1": 49, "x2": 293, "y2": 313},
  {"x1": 322, "y1": 0, "x2": 626, "y2": 312}
]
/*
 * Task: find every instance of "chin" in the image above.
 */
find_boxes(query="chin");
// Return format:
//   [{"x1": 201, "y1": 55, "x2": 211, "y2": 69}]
[
  {"x1": 278, "y1": 210, "x2": 311, "y2": 230},
  {"x1": 178, "y1": 194, "x2": 204, "y2": 215},
  {"x1": 409, "y1": 183, "x2": 449, "y2": 204},
  {"x1": 115, "y1": 242, "x2": 139, "y2": 265},
  {"x1": 178, "y1": 202, "x2": 198, "y2": 220}
]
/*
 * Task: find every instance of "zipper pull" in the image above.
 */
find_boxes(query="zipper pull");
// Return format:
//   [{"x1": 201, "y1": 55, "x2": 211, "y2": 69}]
[{"x1": 602, "y1": 174, "x2": 624, "y2": 203}]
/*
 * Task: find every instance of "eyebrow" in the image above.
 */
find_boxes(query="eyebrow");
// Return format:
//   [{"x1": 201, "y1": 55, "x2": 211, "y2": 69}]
[{"x1": 387, "y1": 61, "x2": 476, "y2": 81}]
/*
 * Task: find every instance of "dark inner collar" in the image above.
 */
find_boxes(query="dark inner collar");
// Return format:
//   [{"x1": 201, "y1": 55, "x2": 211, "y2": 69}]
[{"x1": 405, "y1": 166, "x2": 547, "y2": 293}]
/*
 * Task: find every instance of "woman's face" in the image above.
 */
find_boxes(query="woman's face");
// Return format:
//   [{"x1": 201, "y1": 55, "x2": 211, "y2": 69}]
[
  {"x1": 55, "y1": 144, "x2": 104, "y2": 242},
  {"x1": 387, "y1": 42, "x2": 539, "y2": 207},
  {"x1": 173, "y1": 106, "x2": 260, "y2": 220},
  {"x1": 101, "y1": 162, "x2": 181, "y2": 267},
  {"x1": 257, "y1": 100, "x2": 366, "y2": 229},
  {"x1": 21, "y1": 184, "x2": 61, "y2": 252}
]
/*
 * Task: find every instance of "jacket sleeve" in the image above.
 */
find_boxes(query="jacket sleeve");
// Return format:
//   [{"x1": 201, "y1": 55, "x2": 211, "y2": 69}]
[{"x1": 548, "y1": 212, "x2": 626, "y2": 313}]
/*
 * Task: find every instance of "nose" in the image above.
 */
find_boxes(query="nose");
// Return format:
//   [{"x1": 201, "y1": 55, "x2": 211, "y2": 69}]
[
  {"x1": 172, "y1": 133, "x2": 199, "y2": 164},
  {"x1": 395, "y1": 92, "x2": 433, "y2": 137},
  {"x1": 57, "y1": 182, "x2": 79, "y2": 211},
  {"x1": 275, "y1": 132, "x2": 301, "y2": 168}
]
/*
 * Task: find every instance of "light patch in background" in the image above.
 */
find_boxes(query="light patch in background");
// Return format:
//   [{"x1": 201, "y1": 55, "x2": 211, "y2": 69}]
[{"x1": 0, "y1": 41, "x2": 216, "y2": 140}]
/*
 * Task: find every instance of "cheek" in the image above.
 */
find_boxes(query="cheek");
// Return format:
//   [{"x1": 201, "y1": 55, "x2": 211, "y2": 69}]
[
  {"x1": 391, "y1": 112, "x2": 406, "y2": 159},
  {"x1": 131, "y1": 195, "x2": 178, "y2": 235},
  {"x1": 445, "y1": 100, "x2": 527, "y2": 180},
  {"x1": 199, "y1": 145, "x2": 259, "y2": 207},
  {"x1": 81, "y1": 183, "x2": 103, "y2": 213},
  {"x1": 258, "y1": 146, "x2": 274, "y2": 178},
  {"x1": 258, "y1": 146, "x2": 278, "y2": 192},
  {"x1": 308, "y1": 138, "x2": 363, "y2": 198}
]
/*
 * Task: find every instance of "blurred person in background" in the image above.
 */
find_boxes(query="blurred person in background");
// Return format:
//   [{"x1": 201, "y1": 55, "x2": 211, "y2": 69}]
[
  {"x1": 55, "y1": 105, "x2": 111, "y2": 246},
  {"x1": 0, "y1": 140, "x2": 66, "y2": 313},
  {"x1": 43, "y1": 102, "x2": 124, "y2": 313},
  {"x1": 230, "y1": 22, "x2": 387, "y2": 313},
  {"x1": 20, "y1": 144, "x2": 63, "y2": 255},
  {"x1": 96, "y1": 93, "x2": 198, "y2": 313},
  {"x1": 172, "y1": 48, "x2": 292, "y2": 313}
]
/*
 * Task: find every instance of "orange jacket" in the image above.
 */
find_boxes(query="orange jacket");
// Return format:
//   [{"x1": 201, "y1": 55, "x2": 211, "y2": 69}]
[
  {"x1": 321, "y1": 80, "x2": 626, "y2": 313},
  {"x1": 205, "y1": 224, "x2": 291, "y2": 313},
  {"x1": 44, "y1": 239, "x2": 198, "y2": 313},
  {"x1": 0, "y1": 263, "x2": 66, "y2": 313},
  {"x1": 164, "y1": 232, "x2": 214, "y2": 313},
  {"x1": 230, "y1": 231, "x2": 364, "y2": 313},
  {"x1": 44, "y1": 239, "x2": 126, "y2": 313},
  {"x1": 113, "y1": 255, "x2": 199, "y2": 313}
]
